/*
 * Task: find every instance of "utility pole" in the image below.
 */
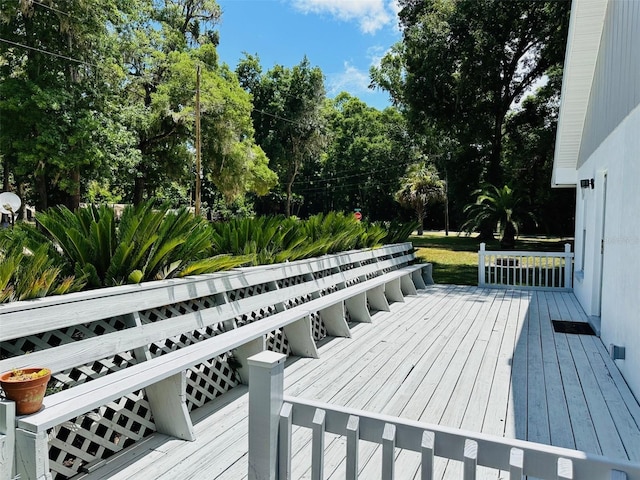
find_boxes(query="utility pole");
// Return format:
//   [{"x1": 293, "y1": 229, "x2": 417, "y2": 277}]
[
  {"x1": 444, "y1": 173, "x2": 449, "y2": 236},
  {"x1": 194, "y1": 64, "x2": 202, "y2": 216}
]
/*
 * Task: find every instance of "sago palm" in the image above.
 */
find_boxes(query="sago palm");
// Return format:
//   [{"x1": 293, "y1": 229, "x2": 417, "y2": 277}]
[{"x1": 462, "y1": 184, "x2": 534, "y2": 248}]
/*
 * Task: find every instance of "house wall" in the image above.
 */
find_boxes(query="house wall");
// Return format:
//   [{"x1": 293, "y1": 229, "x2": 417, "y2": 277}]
[
  {"x1": 574, "y1": 103, "x2": 640, "y2": 398},
  {"x1": 578, "y1": 0, "x2": 640, "y2": 168}
]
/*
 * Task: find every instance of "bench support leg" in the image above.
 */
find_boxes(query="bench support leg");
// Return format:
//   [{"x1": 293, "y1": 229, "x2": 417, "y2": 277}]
[
  {"x1": 422, "y1": 264, "x2": 434, "y2": 285},
  {"x1": 319, "y1": 302, "x2": 351, "y2": 338},
  {"x1": 367, "y1": 284, "x2": 390, "y2": 312},
  {"x1": 145, "y1": 372, "x2": 195, "y2": 441},
  {"x1": 345, "y1": 292, "x2": 371, "y2": 323},
  {"x1": 0, "y1": 401, "x2": 16, "y2": 480},
  {"x1": 283, "y1": 316, "x2": 319, "y2": 359},
  {"x1": 234, "y1": 336, "x2": 266, "y2": 384},
  {"x1": 15, "y1": 428, "x2": 52, "y2": 480},
  {"x1": 400, "y1": 274, "x2": 418, "y2": 296},
  {"x1": 412, "y1": 269, "x2": 427, "y2": 289},
  {"x1": 385, "y1": 277, "x2": 406, "y2": 303}
]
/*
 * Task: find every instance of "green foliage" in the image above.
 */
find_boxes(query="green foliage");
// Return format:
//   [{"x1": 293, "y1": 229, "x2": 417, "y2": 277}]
[
  {"x1": 211, "y1": 212, "x2": 388, "y2": 265},
  {"x1": 395, "y1": 162, "x2": 445, "y2": 234},
  {"x1": 461, "y1": 184, "x2": 534, "y2": 248},
  {"x1": 237, "y1": 55, "x2": 327, "y2": 216},
  {"x1": 377, "y1": 220, "x2": 421, "y2": 244},
  {"x1": 0, "y1": 246, "x2": 85, "y2": 304},
  {"x1": 372, "y1": 0, "x2": 571, "y2": 228},
  {"x1": 297, "y1": 93, "x2": 421, "y2": 220},
  {"x1": 32, "y1": 202, "x2": 250, "y2": 287}
]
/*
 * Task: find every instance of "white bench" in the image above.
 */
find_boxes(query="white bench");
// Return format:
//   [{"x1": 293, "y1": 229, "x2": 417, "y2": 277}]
[{"x1": 0, "y1": 243, "x2": 432, "y2": 480}]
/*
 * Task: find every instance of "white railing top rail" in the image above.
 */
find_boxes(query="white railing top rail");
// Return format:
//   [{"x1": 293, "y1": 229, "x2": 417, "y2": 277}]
[
  {"x1": 248, "y1": 352, "x2": 640, "y2": 480},
  {"x1": 479, "y1": 242, "x2": 574, "y2": 258}
]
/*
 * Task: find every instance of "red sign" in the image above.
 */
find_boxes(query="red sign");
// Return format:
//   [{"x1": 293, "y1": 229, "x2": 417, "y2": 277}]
[{"x1": 354, "y1": 211, "x2": 362, "y2": 221}]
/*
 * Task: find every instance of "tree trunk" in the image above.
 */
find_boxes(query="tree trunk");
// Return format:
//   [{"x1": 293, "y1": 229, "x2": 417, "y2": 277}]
[
  {"x1": 67, "y1": 168, "x2": 81, "y2": 211},
  {"x1": 2, "y1": 157, "x2": 10, "y2": 192},
  {"x1": 133, "y1": 176, "x2": 146, "y2": 206},
  {"x1": 35, "y1": 172, "x2": 48, "y2": 212},
  {"x1": 416, "y1": 210, "x2": 425, "y2": 235}
]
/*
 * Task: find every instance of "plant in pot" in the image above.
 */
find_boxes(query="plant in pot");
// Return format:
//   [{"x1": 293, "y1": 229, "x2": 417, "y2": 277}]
[{"x1": 0, "y1": 368, "x2": 51, "y2": 415}]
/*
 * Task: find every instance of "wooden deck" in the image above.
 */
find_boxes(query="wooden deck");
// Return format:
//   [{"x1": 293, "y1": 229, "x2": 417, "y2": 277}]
[{"x1": 82, "y1": 285, "x2": 640, "y2": 479}]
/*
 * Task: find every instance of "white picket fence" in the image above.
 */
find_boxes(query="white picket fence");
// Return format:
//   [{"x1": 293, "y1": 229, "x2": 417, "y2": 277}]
[
  {"x1": 478, "y1": 243, "x2": 574, "y2": 290},
  {"x1": 247, "y1": 351, "x2": 640, "y2": 480}
]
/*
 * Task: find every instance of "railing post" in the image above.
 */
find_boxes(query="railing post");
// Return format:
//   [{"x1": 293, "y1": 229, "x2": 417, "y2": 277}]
[
  {"x1": 0, "y1": 400, "x2": 16, "y2": 480},
  {"x1": 248, "y1": 351, "x2": 286, "y2": 480},
  {"x1": 564, "y1": 243, "x2": 573, "y2": 289},
  {"x1": 478, "y1": 243, "x2": 486, "y2": 286}
]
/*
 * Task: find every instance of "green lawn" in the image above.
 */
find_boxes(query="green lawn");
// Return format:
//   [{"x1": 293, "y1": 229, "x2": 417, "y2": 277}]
[{"x1": 411, "y1": 232, "x2": 573, "y2": 285}]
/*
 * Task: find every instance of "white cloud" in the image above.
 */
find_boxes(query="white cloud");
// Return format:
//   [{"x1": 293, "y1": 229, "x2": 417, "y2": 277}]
[
  {"x1": 291, "y1": 0, "x2": 394, "y2": 34},
  {"x1": 327, "y1": 62, "x2": 372, "y2": 96}
]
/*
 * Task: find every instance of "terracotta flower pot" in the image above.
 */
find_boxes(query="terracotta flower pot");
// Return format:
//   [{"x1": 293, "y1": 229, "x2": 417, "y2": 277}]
[{"x1": 0, "y1": 368, "x2": 51, "y2": 415}]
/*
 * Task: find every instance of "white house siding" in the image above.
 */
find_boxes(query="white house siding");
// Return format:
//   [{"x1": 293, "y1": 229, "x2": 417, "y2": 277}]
[
  {"x1": 578, "y1": 0, "x2": 640, "y2": 167},
  {"x1": 573, "y1": 103, "x2": 640, "y2": 399}
]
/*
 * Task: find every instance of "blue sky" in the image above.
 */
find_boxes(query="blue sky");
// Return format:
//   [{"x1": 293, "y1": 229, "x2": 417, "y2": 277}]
[{"x1": 215, "y1": 0, "x2": 401, "y2": 110}]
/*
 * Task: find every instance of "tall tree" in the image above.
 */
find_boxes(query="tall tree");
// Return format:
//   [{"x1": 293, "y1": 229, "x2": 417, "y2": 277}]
[
  {"x1": 503, "y1": 67, "x2": 575, "y2": 234},
  {"x1": 0, "y1": 0, "x2": 120, "y2": 210},
  {"x1": 237, "y1": 55, "x2": 327, "y2": 216},
  {"x1": 371, "y1": 0, "x2": 570, "y2": 230}
]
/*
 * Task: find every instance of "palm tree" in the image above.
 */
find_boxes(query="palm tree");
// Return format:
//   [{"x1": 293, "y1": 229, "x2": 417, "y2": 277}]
[
  {"x1": 462, "y1": 184, "x2": 533, "y2": 248},
  {"x1": 395, "y1": 162, "x2": 445, "y2": 235}
]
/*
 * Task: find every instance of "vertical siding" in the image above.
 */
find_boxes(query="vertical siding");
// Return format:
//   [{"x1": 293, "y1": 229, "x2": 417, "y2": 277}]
[{"x1": 578, "y1": 0, "x2": 640, "y2": 167}]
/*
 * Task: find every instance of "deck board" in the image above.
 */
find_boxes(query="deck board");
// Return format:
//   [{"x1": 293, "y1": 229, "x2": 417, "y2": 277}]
[{"x1": 79, "y1": 285, "x2": 640, "y2": 480}]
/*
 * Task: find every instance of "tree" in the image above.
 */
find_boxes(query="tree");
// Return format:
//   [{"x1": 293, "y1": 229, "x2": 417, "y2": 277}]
[
  {"x1": 395, "y1": 162, "x2": 445, "y2": 235},
  {"x1": 301, "y1": 93, "x2": 422, "y2": 220},
  {"x1": 0, "y1": 0, "x2": 122, "y2": 210},
  {"x1": 503, "y1": 67, "x2": 575, "y2": 234},
  {"x1": 462, "y1": 184, "x2": 533, "y2": 248},
  {"x1": 371, "y1": 0, "x2": 570, "y2": 229},
  {"x1": 237, "y1": 55, "x2": 327, "y2": 216}
]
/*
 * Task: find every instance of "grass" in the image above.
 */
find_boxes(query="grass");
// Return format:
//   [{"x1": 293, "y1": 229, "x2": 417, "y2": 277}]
[{"x1": 411, "y1": 231, "x2": 573, "y2": 285}]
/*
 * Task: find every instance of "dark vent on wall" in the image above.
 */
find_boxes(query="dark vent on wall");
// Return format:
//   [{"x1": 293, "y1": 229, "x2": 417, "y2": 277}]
[{"x1": 552, "y1": 320, "x2": 596, "y2": 336}]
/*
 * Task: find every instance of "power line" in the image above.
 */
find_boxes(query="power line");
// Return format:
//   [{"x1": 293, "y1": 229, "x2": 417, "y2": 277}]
[
  {"x1": 292, "y1": 159, "x2": 415, "y2": 187},
  {"x1": 0, "y1": 37, "x2": 98, "y2": 67},
  {"x1": 253, "y1": 108, "x2": 302, "y2": 126},
  {"x1": 32, "y1": 0, "x2": 71, "y2": 17}
]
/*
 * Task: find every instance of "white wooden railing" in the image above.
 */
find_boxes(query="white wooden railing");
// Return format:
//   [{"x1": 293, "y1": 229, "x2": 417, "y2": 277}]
[
  {"x1": 248, "y1": 351, "x2": 640, "y2": 480},
  {"x1": 478, "y1": 243, "x2": 574, "y2": 290}
]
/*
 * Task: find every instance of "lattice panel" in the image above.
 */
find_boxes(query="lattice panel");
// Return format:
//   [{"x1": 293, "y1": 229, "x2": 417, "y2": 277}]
[
  {"x1": 266, "y1": 328, "x2": 291, "y2": 356},
  {"x1": 310, "y1": 312, "x2": 327, "y2": 341},
  {"x1": 313, "y1": 269, "x2": 334, "y2": 280},
  {"x1": 277, "y1": 275, "x2": 307, "y2": 289},
  {"x1": 227, "y1": 283, "x2": 272, "y2": 301},
  {"x1": 340, "y1": 263, "x2": 358, "y2": 272},
  {"x1": 139, "y1": 296, "x2": 217, "y2": 324},
  {"x1": 48, "y1": 390, "x2": 155, "y2": 480},
  {"x1": 51, "y1": 351, "x2": 140, "y2": 390},
  {"x1": 321, "y1": 285, "x2": 340, "y2": 296},
  {"x1": 147, "y1": 324, "x2": 225, "y2": 357},
  {"x1": 284, "y1": 293, "x2": 314, "y2": 309},
  {"x1": 236, "y1": 305, "x2": 279, "y2": 327},
  {"x1": 1, "y1": 316, "x2": 129, "y2": 360},
  {"x1": 185, "y1": 352, "x2": 240, "y2": 411}
]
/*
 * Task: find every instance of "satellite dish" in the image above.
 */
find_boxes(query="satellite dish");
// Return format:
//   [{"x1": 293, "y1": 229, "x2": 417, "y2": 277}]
[{"x1": 0, "y1": 192, "x2": 21, "y2": 215}]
